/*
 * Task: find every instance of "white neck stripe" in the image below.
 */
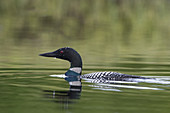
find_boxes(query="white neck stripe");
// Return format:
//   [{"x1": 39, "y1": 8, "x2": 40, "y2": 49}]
[{"x1": 69, "y1": 67, "x2": 82, "y2": 74}]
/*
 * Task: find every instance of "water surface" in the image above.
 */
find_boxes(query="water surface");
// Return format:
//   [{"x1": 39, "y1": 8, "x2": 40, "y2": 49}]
[{"x1": 1, "y1": 47, "x2": 170, "y2": 113}]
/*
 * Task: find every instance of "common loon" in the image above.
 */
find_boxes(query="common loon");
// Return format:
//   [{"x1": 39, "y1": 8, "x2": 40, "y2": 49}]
[{"x1": 39, "y1": 47, "x2": 147, "y2": 85}]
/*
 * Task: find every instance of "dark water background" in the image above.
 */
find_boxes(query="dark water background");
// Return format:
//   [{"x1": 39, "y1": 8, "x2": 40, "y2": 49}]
[{"x1": 0, "y1": 1, "x2": 170, "y2": 113}]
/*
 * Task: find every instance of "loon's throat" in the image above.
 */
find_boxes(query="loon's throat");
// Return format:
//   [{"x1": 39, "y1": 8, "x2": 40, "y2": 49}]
[
  {"x1": 70, "y1": 56, "x2": 82, "y2": 68},
  {"x1": 65, "y1": 68, "x2": 82, "y2": 86},
  {"x1": 68, "y1": 49, "x2": 82, "y2": 68},
  {"x1": 65, "y1": 67, "x2": 82, "y2": 76},
  {"x1": 69, "y1": 67, "x2": 82, "y2": 74},
  {"x1": 65, "y1": 70, "x2": 80, "y2": 76}
]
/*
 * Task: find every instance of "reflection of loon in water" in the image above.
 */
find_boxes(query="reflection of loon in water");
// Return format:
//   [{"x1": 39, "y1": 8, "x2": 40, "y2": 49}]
[
  {"x1": 40, "y1": 47, "x2": 150, "y2": 85},
  {"x1": 44, "y1": 83, "x2": 82, "y2": 109}
]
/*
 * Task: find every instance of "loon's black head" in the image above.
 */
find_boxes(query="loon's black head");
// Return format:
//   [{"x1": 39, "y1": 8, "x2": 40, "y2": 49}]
[{"x1": 39, "y1": 47, "x2": 82, "y2": 68}]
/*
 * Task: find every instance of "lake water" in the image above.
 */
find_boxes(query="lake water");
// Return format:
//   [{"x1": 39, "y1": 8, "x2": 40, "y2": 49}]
[
  {"x1": 0, "y1": 43, "x2": 170, "y2": 113},
  {"x1": 1, "y1": 1, "x2": 170, "y2": 113}
]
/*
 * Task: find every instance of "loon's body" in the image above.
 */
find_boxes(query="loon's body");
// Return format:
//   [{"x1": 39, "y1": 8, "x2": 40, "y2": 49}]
[
  {"x1": 40, "y1": 47, "x2": 147, "y2": 84},
  {"x1": 82, "y1": 71, "x2": 145, "y2": 81}
]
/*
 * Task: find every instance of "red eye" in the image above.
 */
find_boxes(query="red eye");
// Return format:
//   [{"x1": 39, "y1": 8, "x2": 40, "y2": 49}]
[{"x1": 60, "y1": 51, "x2": 64, "y2": 54}]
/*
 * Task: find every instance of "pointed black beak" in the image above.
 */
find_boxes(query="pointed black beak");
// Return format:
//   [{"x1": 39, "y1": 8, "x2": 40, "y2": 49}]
[{"x1": 39, "y1": 52, "x2": 57, "y2": 57}]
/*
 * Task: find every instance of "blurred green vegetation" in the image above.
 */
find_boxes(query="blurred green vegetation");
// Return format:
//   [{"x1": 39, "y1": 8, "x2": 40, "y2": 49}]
[{"x1": 0, "y1": 0, "x2": 170, "y2": 44}]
